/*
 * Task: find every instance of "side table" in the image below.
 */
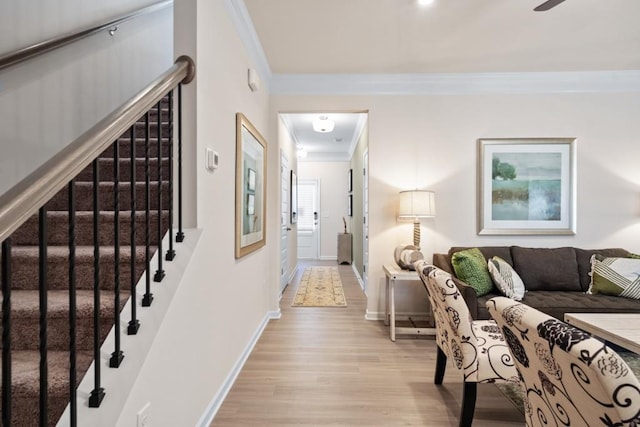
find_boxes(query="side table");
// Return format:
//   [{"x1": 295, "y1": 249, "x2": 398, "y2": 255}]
[{"x1": 383, "y1": 263, "x2": 435, "y2": 342}]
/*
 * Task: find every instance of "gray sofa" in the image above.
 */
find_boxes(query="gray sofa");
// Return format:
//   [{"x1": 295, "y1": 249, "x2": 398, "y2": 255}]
[{"x1": 432, "y1": 246, "x2": 640, "y2": 320}]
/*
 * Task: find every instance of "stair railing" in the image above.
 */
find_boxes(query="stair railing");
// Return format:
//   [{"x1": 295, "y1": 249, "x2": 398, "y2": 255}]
[
  {"x1": 0, "y1": 53, "x2": 195, "y2": 426},
  {"x1": 0, "y1": 0, "x2": 172, "y2": 72}
]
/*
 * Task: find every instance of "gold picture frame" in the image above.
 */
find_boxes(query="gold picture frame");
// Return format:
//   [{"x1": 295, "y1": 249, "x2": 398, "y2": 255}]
[
  {"x1": 477, "y1": 137, "x2": 576, "y2": 235},
  {"x1": 235, "y1": 113, "x2": 267, "y2": 258}
]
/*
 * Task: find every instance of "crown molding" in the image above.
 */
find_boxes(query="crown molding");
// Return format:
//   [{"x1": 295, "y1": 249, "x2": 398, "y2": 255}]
[
  {"x1": 224, "y1": 0, "x2": 272, "y2": 90},
  {"x1": 269, "y1": 71, "x2": 640, "y2": 95},
  {"x1": 348, "y1": 114, "x2": 368, "y2": 159}
]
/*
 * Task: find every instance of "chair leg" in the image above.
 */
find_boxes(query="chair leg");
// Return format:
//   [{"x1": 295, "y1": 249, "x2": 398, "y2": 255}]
[
  {"x1": 459, "y1": 382, "x2": 477, "y2": 427},
  {"x1": 434, "y1": 346, "x2": 447, "y2": 385}
]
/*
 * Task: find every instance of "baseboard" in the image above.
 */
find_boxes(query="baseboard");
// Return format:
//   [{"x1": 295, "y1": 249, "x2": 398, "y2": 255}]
[
  {"x1": 351, "y1": 264, "x2": 365, "y2": 292},
  {"x1": 319, "y1": 255, "x2": 337, "y2": 261},
  {"x1": 279, "y1": 263, "x2": 298, "y2": 300},
  {"x1": 196, "y1": 310, "x2": 278, "y2": 426}
]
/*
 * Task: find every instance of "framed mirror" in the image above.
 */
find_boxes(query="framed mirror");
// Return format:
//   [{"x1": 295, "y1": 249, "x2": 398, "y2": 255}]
[{"x1": 235, "y1": 113, "x2": 267, "y2": 258}]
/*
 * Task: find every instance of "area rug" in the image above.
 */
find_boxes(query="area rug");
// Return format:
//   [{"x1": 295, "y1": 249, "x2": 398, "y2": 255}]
[
  {"x1": 495, "y1": 350, "x2": 640, "y2": 414},
  {"x1": 292, "y1": 266, "x2": 347, "y2": 307}
]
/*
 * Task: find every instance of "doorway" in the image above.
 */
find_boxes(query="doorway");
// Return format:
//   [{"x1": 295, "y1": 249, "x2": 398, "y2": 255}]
[{"x1": 297, "y1": 178, "x2": 320, "y2": 259}]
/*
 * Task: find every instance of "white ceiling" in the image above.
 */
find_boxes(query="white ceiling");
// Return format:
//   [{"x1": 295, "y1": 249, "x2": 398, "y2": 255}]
[
  {"x1": 244, "y1": 0, "x2": 640, "y2": 74},
  {"x1": 281, "y1": 112, "x2": 367, "y2": 162},
  {"x1": 241, "y1": 0, "x2": 640, "y2": 160}
]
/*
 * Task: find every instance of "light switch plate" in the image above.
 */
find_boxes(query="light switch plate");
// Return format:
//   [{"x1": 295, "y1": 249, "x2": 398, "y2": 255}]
[{"x1": 205, "y1": 148, "x2": 219, "y2": 171}]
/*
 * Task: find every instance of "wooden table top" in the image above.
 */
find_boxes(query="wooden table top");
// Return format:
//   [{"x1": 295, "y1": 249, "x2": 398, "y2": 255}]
[{"x1": 565, "y1": 313, "x2": 640, "y2": 355}]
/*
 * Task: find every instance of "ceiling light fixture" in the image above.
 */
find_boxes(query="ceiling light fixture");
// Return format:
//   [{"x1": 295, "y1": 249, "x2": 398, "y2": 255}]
[
  {"x1": 312, "y1": 116, "x2": 335, "y2": 133},
  {"x1": 417, "y1": 0, "x2": 434, "y2": 6}
]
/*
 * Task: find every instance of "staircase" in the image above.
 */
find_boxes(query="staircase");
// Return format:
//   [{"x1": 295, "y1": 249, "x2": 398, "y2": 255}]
[{"x1": 0, "y1": 100, "x2": 172, "y2": 426}]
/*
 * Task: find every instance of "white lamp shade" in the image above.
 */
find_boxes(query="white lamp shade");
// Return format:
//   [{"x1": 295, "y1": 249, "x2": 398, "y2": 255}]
[{"x1": 398, "y1": 190, "x2": 436, "y2": 219}]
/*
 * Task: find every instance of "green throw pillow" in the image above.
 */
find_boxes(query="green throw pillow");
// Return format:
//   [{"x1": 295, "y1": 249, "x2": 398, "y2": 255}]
[
  {"x1": 589, "y1": 255, "x2": 640, "y2": 299},
  {"x1": 451, "y1": 248, "x2": 494, "y2": 296}
]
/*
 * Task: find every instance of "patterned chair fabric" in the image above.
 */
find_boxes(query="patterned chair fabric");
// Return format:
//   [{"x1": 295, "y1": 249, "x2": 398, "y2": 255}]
[
  {"x1": 487, "y1": 296, "x2": 640, "y2": 426},
  {"x1": 415, "y1": 262, "x2": 519, "y2": 426}
]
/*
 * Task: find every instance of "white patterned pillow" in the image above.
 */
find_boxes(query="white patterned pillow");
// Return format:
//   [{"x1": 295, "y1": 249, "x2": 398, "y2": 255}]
[{"x1": 487, "y1": 256, "x2": 525, "y2": 301}]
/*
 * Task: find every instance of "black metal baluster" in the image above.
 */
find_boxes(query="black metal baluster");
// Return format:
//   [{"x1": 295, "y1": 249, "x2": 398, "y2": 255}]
[
  {"x1": 39, "y1": 207, "x2": 48, "y2": 426},
  {"x1": 153, "y1": 100, "x2": 165, "y2": 282},
  {"x1": 2, "y1": 238, "x2": 12, "y2": 426},
  {"x1": 176, "y1": 84, "x2": 184, "y2": 243},
  {"x1": 68, "y1": 181, "x2": 78, "y2": 427},
  {"x1": 89, "y1": 159, "x2": 105, "y2": 407},
  {"x1": 142, "y1": 112, "x2": 154, "y2": 307},
  {"x1": 128, "y1": 125, "x2": 140, "y2": 335},
  {"x1": 110, "y1": 140, "x2": 124, "y2": 366},
  {"x1": 165, "y1": 90, "x2": 176, "y2": 261}
]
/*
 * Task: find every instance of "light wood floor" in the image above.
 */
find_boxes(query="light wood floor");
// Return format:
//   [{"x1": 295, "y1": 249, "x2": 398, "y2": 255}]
[{"x1": 212, "y1": 261, "x2": 524, "y2": 426}]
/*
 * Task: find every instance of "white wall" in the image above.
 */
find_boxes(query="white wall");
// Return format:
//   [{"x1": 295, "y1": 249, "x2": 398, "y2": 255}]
[
  {"x1": 272, "y1": 92, "x2": 640, "y2": 320},
  {"x1": 116, "y1": 0, "x2": 277, "y2": 425},
  {"x1": 298, "y1": 161, "x2": 350, "y2": 260},
  {"x1": 0, "y1": 2, "x2": 173, "y2": 197}
]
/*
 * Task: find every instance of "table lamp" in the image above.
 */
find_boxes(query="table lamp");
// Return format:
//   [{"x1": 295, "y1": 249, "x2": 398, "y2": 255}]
[{"x1": 398, "y1": 190, "x2": 436, "y2": 249}]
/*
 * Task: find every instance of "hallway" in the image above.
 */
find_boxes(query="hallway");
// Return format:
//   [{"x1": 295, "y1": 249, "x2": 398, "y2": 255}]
[{"x1": 212, "y1": 261, "x2": 523, "y2": 426}]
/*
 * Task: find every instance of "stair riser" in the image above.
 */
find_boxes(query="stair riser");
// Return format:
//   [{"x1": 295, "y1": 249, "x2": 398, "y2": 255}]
[
  {"x1": 75, "y1": 157, "x2": 170, "y2": 182},
  {"x1": 6, "y1": 251, "x2": 151, "y2": 291},
  {"x1": 12, "y1": 212, "x2": 168, "y2": 246},
  {"x1": 102, "y1": 138, "x2": 170, "y2": 158},
  {"x1": 129, "y1": 122, "x2": 171, "y2": 139},
  {"x1": 47, "y1": 182, "x2": 170, "y2": 211}
]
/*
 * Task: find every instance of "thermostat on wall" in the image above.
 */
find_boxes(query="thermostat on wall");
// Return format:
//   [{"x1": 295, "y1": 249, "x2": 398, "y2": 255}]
[{"x1": 205, "y1": 148, "x2": 219, "y2": 171}]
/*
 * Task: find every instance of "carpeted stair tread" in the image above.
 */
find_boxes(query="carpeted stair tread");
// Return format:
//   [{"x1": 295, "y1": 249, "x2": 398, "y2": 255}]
[
  {"x1": 75, "y1": 157, "x2": 170, "y2": 182},
  {"x1": 12, "y1": 210, "x2": 168, "y2": 246},
  {"x1": 46, "y1": 181, "x2": 170, "y2": 211},
  {"x1": 1, "y1": 290, "x2": 130, "y2": 351},
  {"x1": 7, "y1": 245, "x2": 152, "y2": 291},
  {"x1": 0, "y1": 350, "x2": 94, "y2": 427},
  {"x1": 5, "y1": 289, "x2": 128, "y2": 318}
]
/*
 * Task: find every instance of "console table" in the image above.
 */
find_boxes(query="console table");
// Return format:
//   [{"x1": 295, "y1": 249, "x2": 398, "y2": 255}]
[{"x1": 383, "y1": 263, "x2": 435, "y2": 342}]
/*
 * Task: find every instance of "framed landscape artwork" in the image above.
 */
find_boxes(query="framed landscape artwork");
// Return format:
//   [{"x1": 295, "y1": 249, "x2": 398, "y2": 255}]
[
  {"x1": 235, "y1": 113, "x2": 267, "y2": 258},
  {"x1": 477, "y1": 138, "x2": 576, "y2": 235}
]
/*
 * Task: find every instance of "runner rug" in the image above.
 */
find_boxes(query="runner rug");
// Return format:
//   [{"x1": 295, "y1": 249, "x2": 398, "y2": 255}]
[{"x1": 292, "y1": 266, "x2": 347, "y2": 307}]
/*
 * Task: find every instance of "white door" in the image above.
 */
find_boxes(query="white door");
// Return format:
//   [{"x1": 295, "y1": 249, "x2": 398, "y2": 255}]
[
  {"x1": 297, "y1": 179, "x2": 320, "y2": 259},
  {"x1": 280, "y1": 151, "x2": 290, "y2": 294},
  {"x1": 362, "y1": 150, "x2": 369, "y2": 292}
]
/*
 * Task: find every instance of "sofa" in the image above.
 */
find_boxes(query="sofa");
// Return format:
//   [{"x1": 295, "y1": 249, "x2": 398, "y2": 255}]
[{"x1": 432, "y1": 246, "x2": 640, "y2": 320}]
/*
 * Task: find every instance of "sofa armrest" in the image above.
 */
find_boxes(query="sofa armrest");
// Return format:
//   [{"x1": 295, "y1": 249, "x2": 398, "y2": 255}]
[
  {"x1": 450, "y1": 276, "x2": 479, "y2": 319},
  {"x1": 432, "y1": 252, "x2": 479, "y2": 319}
]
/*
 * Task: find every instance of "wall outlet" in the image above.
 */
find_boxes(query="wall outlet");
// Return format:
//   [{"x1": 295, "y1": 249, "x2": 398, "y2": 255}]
[{"x1": 137, "y1": 402, "x2": 151, "y2": 427}]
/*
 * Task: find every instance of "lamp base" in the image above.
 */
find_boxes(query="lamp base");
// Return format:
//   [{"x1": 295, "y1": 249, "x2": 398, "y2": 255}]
[{"x1": 413, "y1": 220, "x2": 421, "y2": 250}]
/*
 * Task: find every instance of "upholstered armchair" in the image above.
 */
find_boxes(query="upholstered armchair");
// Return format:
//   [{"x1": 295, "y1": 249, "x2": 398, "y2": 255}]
[
  {"x1": 414, "y1": 262, "x2": 520, "y2": 427},
  {"x1": 487, "y1": 296, "x2": 640, "y2": 426}
]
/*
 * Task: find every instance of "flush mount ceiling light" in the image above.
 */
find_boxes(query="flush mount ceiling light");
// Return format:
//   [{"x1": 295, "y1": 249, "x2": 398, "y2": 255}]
[
  {"x1": 417, "y1": 0, "x2": 434, "y2": 6},
  {"x1": 312, "y1": 116, "x2": 335, "y2": 133}
]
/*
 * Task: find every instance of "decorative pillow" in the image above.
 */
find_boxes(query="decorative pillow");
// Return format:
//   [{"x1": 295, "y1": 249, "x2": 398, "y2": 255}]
[
  {"x1": 487, "y1": 256, "x2": 525, "y2": 301},
  {"x1": 588, "y1": 255, "x2": 640, "y2": 299},
  {"x1": 451, "y1": 248, "x2": 494, "y2": 296}
]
